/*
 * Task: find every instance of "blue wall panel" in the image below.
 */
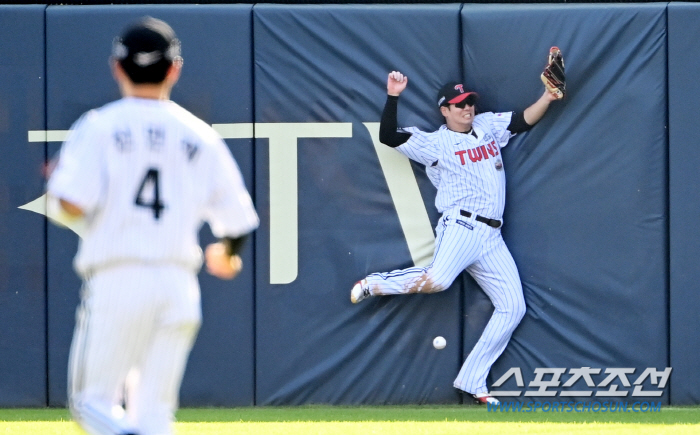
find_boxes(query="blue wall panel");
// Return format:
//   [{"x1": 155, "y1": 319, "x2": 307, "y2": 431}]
[
  {"x1": 0, "y1": 5, "x2": 47, "y2": 407},
  {"x1": 668, "y1": 2, "x2": 700, "y2": 406}
]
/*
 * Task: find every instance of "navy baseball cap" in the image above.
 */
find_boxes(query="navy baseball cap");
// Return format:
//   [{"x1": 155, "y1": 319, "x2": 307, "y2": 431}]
[
  {"x1": 437, "y1": 82, "x2": 479, "y2": 107},
  {"x1": 112, "y1": 17, "x2": 181, "y2": 68}
]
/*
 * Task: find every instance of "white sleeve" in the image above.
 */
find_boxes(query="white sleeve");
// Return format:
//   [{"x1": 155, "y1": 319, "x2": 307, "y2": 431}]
[
  {"x1": 203, "y1": 139, "x2": 259, "y2": 238},
  {"x1": 47, "y1": 111, "x2": 106, "y2": 214},
  {"x1": 394, "y1": 127, "x2": 440, "y2": 167},
  {"x1": 483, "y1": 111, "x2": 515, "y2": 148}
]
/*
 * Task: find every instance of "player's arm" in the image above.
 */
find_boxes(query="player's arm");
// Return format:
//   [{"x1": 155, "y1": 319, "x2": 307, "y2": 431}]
[
  {"x1": 507, "y1": 90, "x2": 561, "y2": 134},
  {"x1": 523, "y1": 89, "x2": 560, "y2": 125},
  {"x1": 205, "y1": 235, "x2": 248, "y2": 280},
  {"x1": 379, "y1": 71, "x2": 412, "y2": 148},
  {"x1": 46, "y1": 110, "x2": 105, "y2": 224}
]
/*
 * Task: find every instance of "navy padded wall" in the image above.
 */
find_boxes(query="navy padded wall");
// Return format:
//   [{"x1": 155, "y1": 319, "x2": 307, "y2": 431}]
[
  {"x1": 668, "y1": 2, "x2": 700, "y2": 406},
  {"x1": 0, "y1": 5, "x2": 47, "y2": 407}
]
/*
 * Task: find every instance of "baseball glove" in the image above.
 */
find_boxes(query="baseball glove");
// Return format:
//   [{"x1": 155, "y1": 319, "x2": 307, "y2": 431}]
[{"x1": 541, "y1": 46, "x2": 566, "y2": 99}]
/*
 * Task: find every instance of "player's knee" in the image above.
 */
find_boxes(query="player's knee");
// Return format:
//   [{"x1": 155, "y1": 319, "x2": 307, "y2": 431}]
[
  {"x1": 515, "y1": 301, "x2": 526, "y2": 323},
  {"x1": 422, "y1": 273, "x2": 452, "y2": 294},
  {"x1": 510, "y1": 295, "x2": 527, "y2": 325},
  {"x1": 421, "y1": 284, "x2": 445, "y2": 294}
]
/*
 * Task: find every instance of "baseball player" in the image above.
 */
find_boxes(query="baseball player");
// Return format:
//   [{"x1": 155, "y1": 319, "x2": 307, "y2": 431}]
[
  {"x1": 46, "y1": 18, "x2": 258, "y2": 435},
  {"x1": 351, "y1": 70, "x2": 562, "y2": 405}
]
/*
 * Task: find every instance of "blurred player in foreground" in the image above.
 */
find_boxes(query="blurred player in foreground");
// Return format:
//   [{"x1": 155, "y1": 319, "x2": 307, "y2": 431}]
[
  {"x1": 46, "y1": 17, "x2": 259, "y2": 435},
  {"x1": 352, "y1": 66, "x2": 562, "y2": 405}
]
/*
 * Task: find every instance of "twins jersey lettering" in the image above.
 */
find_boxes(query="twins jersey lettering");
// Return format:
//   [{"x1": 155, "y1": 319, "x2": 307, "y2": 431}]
[
  {"x1": 48, "y1": 97, "x2": 259, "y2": 277},
  {"x1": 362, "y1": 110, "x2": 526, "y2": 396},
  {"x1": 398, "y1": 112, "x2": 514, "y2": 218}
]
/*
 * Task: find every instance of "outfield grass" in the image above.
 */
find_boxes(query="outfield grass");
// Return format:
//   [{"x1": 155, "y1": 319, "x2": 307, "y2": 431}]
[{"x1": 1, "y1": 406, "x2": 699, "y2": 434}]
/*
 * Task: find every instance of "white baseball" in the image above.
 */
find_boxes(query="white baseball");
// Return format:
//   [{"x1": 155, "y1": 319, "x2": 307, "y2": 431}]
[{"x1": 433, "y1": 336, "x2": 446, "y2": 350}]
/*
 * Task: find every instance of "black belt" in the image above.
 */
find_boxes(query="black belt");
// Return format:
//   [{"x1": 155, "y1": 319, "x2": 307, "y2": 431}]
[{"x1": 460, "y1": 210, "x2": 502, "y2": 229}]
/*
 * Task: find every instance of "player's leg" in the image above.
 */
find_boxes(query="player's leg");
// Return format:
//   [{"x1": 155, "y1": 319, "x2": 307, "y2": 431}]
[
  {"x1": 453, "y1": 234, "x2": 526, "y2": 395},
  {"x1": 360, "y1": 213, "x2": 485, "y2": 297},
  {"x1": 129, "y1": 266, "x2": 201, "y2": 435},
  {"x1": 68, "y1": 270, "x2": 154, "y2": 435}
]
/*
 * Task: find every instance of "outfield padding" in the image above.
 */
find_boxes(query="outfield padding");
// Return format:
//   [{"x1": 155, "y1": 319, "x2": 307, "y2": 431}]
[
  {"x1": 668, "y1": 2, "x2": 700, "y2": 406},
  {"x1": 0, "y1": 5, "x2": 47, "y2": 407}
]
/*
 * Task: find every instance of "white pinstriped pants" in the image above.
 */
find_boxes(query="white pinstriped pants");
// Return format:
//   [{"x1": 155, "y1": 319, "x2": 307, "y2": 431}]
[
  {"x1": 365, "y1": 207, "x2": 526, "y2": 395},
  {"x1": 68, "y1": 264, "x2": 201, "y2": 435}
]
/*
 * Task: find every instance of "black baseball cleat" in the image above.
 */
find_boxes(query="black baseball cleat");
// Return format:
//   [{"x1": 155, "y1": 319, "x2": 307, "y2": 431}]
[{"x1": 472, "y1": 393, "x2": 500, "y2": 405}]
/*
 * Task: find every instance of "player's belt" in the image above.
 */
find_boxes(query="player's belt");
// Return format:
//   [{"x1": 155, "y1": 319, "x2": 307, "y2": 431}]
[{"x1": 460, "y1": 210, "x2": 502, "y2": 229}]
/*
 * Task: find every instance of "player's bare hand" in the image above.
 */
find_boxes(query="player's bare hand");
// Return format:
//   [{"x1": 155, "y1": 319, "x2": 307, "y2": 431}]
[
  {"x1": 205, "y1": 242, "x2": 242, "y2": 280},
  {"x1": 387, "y1": 71, "x2": 408, "y2": 96}
]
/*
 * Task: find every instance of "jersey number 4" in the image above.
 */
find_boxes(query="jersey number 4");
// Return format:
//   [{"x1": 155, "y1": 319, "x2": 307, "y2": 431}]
[{"x1": 134, "y1": 168, "x2": 165, "y2": 220}]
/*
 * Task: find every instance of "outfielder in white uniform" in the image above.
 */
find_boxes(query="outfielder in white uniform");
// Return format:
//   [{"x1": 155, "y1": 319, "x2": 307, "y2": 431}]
[
  {"x1": 47, "y1": 18, "x2": 259, "y2": 435},
  {"x1": 351, "y1": 71, "x2": 561, "y2": 405}
]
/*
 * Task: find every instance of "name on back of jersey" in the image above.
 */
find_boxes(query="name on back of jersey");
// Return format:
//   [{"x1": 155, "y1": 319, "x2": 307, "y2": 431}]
[{"x1": 112, "y1": 125, "x2": 200, "y2": 162}]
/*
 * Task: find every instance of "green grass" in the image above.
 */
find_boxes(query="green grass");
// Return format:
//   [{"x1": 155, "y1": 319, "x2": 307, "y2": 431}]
[{"x1": 1, "y1": 406, "x2": 699, "y2": 434}]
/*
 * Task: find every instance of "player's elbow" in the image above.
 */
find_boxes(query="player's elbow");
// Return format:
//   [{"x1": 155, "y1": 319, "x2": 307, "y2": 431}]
[
  {"x1": 379, "y1": 133, "x2": 406, "y2": 148},
  {"x1": 378, "y1": 127, "x2": 411, "y2": 148}
]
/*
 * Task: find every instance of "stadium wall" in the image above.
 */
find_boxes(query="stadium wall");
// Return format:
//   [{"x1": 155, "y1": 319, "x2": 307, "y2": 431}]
[{"x1": 0, "y1": 2, "x2": 694, "y2": 407}]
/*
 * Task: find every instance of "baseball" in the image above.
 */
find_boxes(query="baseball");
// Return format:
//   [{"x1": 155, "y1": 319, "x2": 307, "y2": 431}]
[{"x1": 433, "y1": 336, "x2": 446, "y2": 350}]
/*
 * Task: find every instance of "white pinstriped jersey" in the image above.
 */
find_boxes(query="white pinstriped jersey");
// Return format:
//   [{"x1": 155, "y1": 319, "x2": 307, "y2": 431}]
[
  {"x1": 48, "y1": 97, "x2": 259, "y2": 277},
  {"x1": 397, "y1": 112, "x2": 514, "y2": 218}
]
